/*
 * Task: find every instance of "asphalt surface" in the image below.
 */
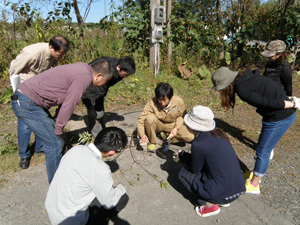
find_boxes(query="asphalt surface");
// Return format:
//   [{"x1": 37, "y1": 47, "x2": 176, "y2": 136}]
[{"x1": 0, "y1": 109, "x2": 297, "y2": 225}]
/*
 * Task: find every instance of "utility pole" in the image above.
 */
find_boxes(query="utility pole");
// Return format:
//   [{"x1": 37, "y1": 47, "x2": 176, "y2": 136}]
[
  {"x1": 167, "y1": 0, "x2": 172, "y2": 62},
  {"x1": 149, "y1": 0, "x2": 160, "y2": 73}
]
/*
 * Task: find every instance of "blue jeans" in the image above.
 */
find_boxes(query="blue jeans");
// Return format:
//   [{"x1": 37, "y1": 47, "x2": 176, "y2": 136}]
[
  {"x1": 18, "y1": 119, "x2": 43, "y2": 159},
  {"x1": 253, "y1": 112, "x2": 296, "y2": 177},
  {"x1": 11, "y1": 90, "x2": 62, "y2": 183}
]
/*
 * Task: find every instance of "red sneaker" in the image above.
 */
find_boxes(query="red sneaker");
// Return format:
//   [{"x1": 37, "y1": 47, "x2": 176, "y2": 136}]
[{"x1": 195, "y1": 204, "x2": 220, "y2": 217}]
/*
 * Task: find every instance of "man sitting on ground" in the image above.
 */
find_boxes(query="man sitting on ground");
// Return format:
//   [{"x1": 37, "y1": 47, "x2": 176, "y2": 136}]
[
  {"x1": 136, "y1": 82, "x2": 194, "y2": 152},
  {"x1": 45, "y1": 127, "x2": 129, "y2": 225}
]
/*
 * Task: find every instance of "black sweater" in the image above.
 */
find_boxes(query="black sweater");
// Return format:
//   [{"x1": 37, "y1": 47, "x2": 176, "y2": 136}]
[
  {"x1": 263, "y1": 61, "x2": 292, "y2": 96},
  {"x1": 82, "y1": 57, "x2": 123, "y2": 100},
  {"x1": 234, "y1": 69, "x2": 295, "y2": 122}
]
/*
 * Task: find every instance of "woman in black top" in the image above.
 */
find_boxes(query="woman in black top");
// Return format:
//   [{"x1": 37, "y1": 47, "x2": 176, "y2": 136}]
[
  {"x1": 211, "y1": 67, "x2": 298, "y2": 195},
  {"x1": 262, "y1": 40, "x2": 292, "y2": 96}
]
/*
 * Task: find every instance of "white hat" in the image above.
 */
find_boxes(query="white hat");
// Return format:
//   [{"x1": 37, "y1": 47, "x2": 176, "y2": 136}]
[{"x1": 184, "y1": 105, "x2": 215, "y2": 132}]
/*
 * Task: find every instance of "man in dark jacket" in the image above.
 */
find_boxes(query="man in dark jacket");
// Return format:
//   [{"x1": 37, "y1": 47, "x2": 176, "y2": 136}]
[{"x1": 81, "y1": 56, "x2": 136, "y2": 136}]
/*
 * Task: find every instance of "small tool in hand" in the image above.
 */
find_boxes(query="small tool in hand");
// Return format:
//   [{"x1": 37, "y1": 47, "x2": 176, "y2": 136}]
[{"x1": 164, "y1": 134, "x2": 173, "y2": 152}]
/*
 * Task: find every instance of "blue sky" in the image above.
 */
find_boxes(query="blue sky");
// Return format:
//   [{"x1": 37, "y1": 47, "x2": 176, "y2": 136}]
[{"x1": 42, "y1": 0, "x2": 123, "y2": 23}]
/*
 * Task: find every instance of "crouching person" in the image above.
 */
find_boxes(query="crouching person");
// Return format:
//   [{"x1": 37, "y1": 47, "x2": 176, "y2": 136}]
[
  {"x1": 45, "y1": 127, "x2": 129, "y2": 225},
  {"x1": 174, "y1": 106, "x2": 245, "y2": 217},
  {"x1": 136, "y1": 82, "x2": 194, "y2": 152}
]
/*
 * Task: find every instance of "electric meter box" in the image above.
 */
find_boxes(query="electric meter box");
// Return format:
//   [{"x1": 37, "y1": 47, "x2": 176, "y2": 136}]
[
  {"x1": 153, "y1": 26, "x2": 163, "y2": 39},
  {"x1": 154, "y1": 7, "x2": 165, "y2": 23}
]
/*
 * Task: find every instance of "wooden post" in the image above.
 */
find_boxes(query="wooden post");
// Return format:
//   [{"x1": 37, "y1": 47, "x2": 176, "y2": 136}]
[
  {"x1": 149, "y1": 0, "x2": 160, "y2": 73},
  {"x1": 167, "y1": 0, "x2": 172, "y2": 63}
]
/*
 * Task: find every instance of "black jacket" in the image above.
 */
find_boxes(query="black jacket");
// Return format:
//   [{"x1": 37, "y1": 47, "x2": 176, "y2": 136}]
[
  {"x1": 82, "y1": 57, "x2": 123, "y2": 100},
  {"x1": 235, "y1": 69, "x2": 295, "y2": 122},
  {"x1": 263, "y1": 61, "x2": 292, "y2": 96}
]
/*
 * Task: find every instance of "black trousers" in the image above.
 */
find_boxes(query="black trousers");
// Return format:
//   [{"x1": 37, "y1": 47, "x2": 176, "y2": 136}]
[
  {"x1": 82, "y1": 96, "x2": 105, "y2": 132},
  {"x1": 86, "y1": 193, "x2": 129, "y2": 225}
]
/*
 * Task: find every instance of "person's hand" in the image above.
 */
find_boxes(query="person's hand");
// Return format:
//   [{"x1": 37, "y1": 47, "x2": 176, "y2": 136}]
[
  {"x1": 140, "y1": 134, "x2": 149, "y2": 143},
  {"x1": 169, "y1": 128, "x2": 178, "y2": 139},
  {"x1": 294, "y1": 99, "x2": 300, "y2": 110},
  {"x1": 289, "y1": 96, "x2": 298, "y2": 101},
  {"x1": 56, "y1": 133, "x2": 67, "y2": 149},
  {"x1": 173, "y1": 150, "x2": 184, "y2": 163},
  {"x1": 115, "y1": 183, "x2": 124, "y2": 187}
]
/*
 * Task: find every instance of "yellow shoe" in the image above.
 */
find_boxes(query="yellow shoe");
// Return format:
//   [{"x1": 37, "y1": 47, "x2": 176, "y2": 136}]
[
  {"x1": 245, "y1": 180, "x2": 260, "y2": 195},
  {"x1": 147, "y1": 143, "x2": 157, "y2": 153}
]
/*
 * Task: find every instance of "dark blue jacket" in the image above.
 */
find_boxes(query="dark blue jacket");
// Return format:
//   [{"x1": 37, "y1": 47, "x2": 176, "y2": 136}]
[{"x1": 180, "y1": 131, "x2": 245, "y2": 200}]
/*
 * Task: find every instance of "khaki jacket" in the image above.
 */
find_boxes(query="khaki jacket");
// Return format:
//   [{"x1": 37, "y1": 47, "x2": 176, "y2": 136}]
[
  {"x1": 9, "y1": 43, "x2": 57, "y2": 83},
  {"x1": 137, "y1": 95, "x2": 187, "y2": 137}
]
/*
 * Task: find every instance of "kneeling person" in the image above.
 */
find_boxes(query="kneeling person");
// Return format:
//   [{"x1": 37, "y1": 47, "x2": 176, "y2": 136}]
[
  {"x1": 175, "y1": 106, "x2": 245, "y2": 217},
  {"x1": 45, "y1": 127, "x2": 129, "y2": 225},
  {"x1": 136, "y1": 82, "x2": 194, "y2": 152}
]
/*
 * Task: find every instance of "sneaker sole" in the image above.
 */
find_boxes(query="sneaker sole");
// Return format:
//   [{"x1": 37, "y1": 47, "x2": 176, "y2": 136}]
[
  {"x1": 246, "y1": 190, "x2": 260, "y2": 195},
  {"x1": 218, "y1": 203, "x2": 230, "y2": 207},
  {"x1": 195, "y1": 206, "x2": 221, "y2": 217}
]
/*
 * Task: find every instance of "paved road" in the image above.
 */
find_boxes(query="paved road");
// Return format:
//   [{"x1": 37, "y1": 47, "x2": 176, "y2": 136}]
[{"x1": 0, "y1": 110, "x2": 297, "y2": 225}]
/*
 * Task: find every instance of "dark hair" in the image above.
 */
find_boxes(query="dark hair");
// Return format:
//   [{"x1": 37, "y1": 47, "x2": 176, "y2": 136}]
[
  {"x1": 219, "y1": 73, "x2": 242, "y2": 111},
  {"x1": 275, "y1": 52, "x2": 288, "y2": 64},
  {"x1": 89, "y1": 58, "x2": 112, "y2": 78},
  {"x1": 117, "y1": 56, "x2": 136, "y2": 75},
  {"x1": 155, "y1": 82, "x2": 173, "y2": 99},
  {"x1": 49, "y1": 36, "x2": 70, "y2": 52},
  {"x1": 210, "y1": 128, "x2": 229, "y2": 141},
  {"x1": 94, "y1": 127, "x2": 128, "y2": 152}
]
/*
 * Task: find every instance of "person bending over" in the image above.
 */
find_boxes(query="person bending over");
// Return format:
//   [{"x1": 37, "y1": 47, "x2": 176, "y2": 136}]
[
  {"x1": 11, "y1": 58, "x2": 113, "y2": 183},
  {"x1": 9, "y1": 36, "x2": 70, "y2": 169},
  {"x1": 211, "y1": 67, "x2": 298, "y2": 194},
  {"x1": 45, "y1": 127, "x2": 129, "y2": 225},
  {"x1": 174, "y1": 105, "x2": 245, "y2": 218},
  {"x1": 82, "y1": 56, "x2": 136, "y2": 137},
  {"x1": 136, "y1": 82, "x2": 194, "y2": 152}
]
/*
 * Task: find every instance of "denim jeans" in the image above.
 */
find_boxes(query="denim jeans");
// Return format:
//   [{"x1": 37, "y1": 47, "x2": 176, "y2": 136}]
[
  {"x1": 11, "y1": 90, "x2": 62, "y2": 183},
  {"x1": 253, "y1": 112, "x2": 296, "y2": 177},
  {"x1": 18, "y1": 119, "x2": 43, "y2": 159}
]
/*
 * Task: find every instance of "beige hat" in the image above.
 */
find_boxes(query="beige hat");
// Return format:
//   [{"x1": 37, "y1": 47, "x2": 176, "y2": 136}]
[
  {"x1": 184, "y1": 105, "x2": 215, "y2": 132},
  {"x1": 211, "y1": 67, "x2": 238, "y2": 91},
  {"x1": 261, "y1": 40, "x2": 286, "y2": 58}
]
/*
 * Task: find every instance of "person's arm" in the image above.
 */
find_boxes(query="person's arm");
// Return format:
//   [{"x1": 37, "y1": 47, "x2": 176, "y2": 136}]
[
  {"x1": 91, "y1": 170, "x2": 126, "y2": 210},
  {"x1": 9, "y1": 50, "x2": 35, "y2": 75},
  {"x1": 55, "y1": 78, "x2": 91, "y2": 135},
  {"x1": 136, "y1": 100, "x2": 154, "y2": 139},
  {"x1": 189, "y1": 141, "x2": 205, "y2": 174},
  {"x1": 280, "y1": 65, "x2": 293, "y2": 96},
  {"x1": 173, "y1": 100, "x2": 186, "y2": 130}
]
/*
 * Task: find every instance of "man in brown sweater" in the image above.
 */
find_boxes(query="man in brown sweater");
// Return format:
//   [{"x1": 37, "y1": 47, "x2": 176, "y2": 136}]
[{"x1": 136, "y1": 83, "x2": 194, "y2": 152}]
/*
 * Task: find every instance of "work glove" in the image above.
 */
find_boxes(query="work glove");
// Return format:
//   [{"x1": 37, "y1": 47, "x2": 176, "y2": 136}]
[
  {"x1": 56, "y1": 133, "x2": 67, "y2": 150},
  {"x1": 294, "y1": 98, "x2": 300, "y2": 110},
  {"x1": 289, "y1": 96, "x2": 298, "y2": 101},
  {"x1": 96, "y1": 110, "x2": 104, "y2": 119}
]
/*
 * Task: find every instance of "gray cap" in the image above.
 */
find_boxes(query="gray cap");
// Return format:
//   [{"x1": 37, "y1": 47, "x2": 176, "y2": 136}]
[
  {"x1": 211, "y1": 67, "x2": 238, "y2": 91},
  {"x1": 261, "y1": 40, "x2": 286, "y2": 58}
]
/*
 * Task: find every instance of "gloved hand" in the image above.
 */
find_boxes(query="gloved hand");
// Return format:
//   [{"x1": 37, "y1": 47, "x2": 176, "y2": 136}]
[
  {"x1": 96, "y1": 111, "x2": 104, "y2": 119},
  {"x1": 289, "y1": 96, "x2": 298, "y2": 101},
  {"x1": 56, "y1": 133, "x2": 67, "y2": 149},
  {"x1": 294, "y1": 99, "x2": 300, "y2": 110}
]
